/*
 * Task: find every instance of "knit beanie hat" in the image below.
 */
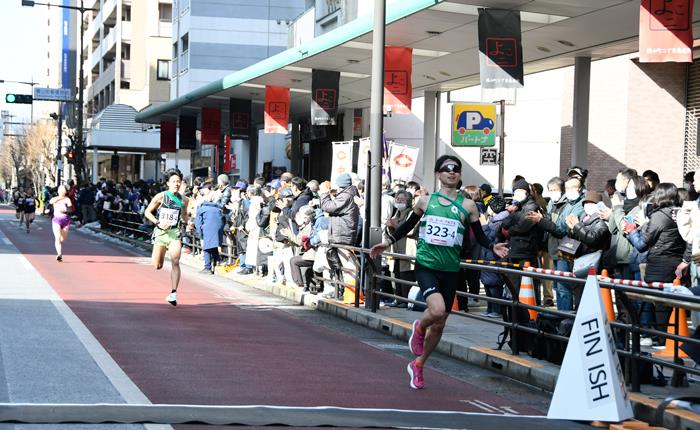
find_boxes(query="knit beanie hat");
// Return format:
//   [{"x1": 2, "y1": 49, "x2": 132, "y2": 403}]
[
  {"x1": 335, "y1": 173, "x2": 352, "y2": 188},
  {"x1": 513, "y1": 179, "x2": 530, "y2": 192}
]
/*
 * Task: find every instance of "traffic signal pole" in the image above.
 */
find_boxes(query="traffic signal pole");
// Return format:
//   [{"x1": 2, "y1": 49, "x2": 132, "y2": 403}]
[{"x1": 56, "y1": 103, "x2": 63, "y2": 185}]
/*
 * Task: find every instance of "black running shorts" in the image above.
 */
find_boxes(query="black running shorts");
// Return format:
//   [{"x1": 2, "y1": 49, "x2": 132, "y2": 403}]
[{"x1": 415, "y1": 262, "x2": 458, "y2": 311}]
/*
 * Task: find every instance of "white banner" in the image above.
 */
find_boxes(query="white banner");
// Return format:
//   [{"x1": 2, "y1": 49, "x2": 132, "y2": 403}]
[
  {"x1": 388, "y1": 142, "x2": 419, "y2": 182},
  {"x1": 356, "y1": 138, "x2": 371, "y2": 180},
  {"x1": 331, "y1": 141, "x2": 354, "y2": 183}
]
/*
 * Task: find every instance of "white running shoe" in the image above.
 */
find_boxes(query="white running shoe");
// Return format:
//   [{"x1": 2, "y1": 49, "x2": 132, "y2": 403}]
[{"x1": 166, "y1": 292, "x2": 177, "y2": 306}]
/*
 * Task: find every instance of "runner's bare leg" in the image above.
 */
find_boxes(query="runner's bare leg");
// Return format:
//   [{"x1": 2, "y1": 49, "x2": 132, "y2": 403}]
[
  {"x1": 418, "y1": 294, "x2": 448, "y2": 365},
  {"x1": 169, "y1": 241, "x2": 182, "y2": 292}
]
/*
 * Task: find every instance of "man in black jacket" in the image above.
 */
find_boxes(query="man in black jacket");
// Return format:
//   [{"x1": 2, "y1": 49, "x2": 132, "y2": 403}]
[
  {"x1": 500, "y1": 179, "x2": 542, "y2": 297},
  {"x1": 291, "y1": 176, "x2": 313, "y2": 218}
]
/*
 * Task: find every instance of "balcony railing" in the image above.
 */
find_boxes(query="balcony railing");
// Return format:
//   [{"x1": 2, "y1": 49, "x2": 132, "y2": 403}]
[{"x1": 171, "y1": 57, "x2": 178, "y2": 79}]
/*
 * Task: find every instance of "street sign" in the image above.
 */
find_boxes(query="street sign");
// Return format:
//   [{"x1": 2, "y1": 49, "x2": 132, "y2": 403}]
[
  {"x1": 480, "y1": 147, "x2": 498, "y2": 166},
  {"x1": 451, "y1": 103, "x2": 497, "y2": 147},
  {"x1": 33, "y1": 87, "x2": 72, "y2": 102}
]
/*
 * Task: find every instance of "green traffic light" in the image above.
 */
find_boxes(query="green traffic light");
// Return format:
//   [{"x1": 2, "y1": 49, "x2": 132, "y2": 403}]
[{"x1": 5, "y1": 94, "x2": 16, "y2": 103}]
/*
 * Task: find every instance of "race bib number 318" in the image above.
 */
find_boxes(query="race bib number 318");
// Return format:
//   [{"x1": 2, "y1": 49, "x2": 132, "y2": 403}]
[
  {"x1": 423, "y1": 215, "x2": 459, "y2": 247},
  {"x1": 158, "y1": 208, "x2": 179, "y2": 225}
]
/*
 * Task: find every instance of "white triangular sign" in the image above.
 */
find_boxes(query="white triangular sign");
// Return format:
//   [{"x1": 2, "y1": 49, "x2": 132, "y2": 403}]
[{"x1": 547, "y1": 269, "x2": 634, "y2": 422}]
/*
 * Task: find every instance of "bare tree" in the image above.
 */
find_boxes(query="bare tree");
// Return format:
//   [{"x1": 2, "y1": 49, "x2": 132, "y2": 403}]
[
  {"x1": 0, "y1": 141, "x2": 14, "y2": 189},
  {"x1": 25, "y1": 121, "x2": 57, "y2": 191},
  {"x1": 7, "y1": 134, "x2": 27, "y2": 188}
]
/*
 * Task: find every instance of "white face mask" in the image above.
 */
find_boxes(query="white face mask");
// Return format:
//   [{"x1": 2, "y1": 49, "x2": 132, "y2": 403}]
[
  {"x1": 626, "y1": 182, "x2": 637, "y2": 199},
  {"x1": 548, "y1": 191, "x2": 562, "y2": 202},
  {"x1": 394, "y1": 203, "x2": 407, "y2": 211},
  {"x1": 513, "y1": 190, "x2": 527, "y2": 203},
  {"x1": 615, "y1": 181, "x2": 626, "y2": 194},
  {"x1": 565, "y1": 190, "x2": 580, "y2": 201},
  {"x1": 584, "y1": 203, "x2": 597, "y2": 216}
]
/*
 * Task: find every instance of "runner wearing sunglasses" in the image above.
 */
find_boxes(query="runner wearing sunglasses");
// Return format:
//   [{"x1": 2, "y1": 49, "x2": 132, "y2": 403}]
[{"x1": 370, "y1": 155, "x2": 509, "y2": 389}]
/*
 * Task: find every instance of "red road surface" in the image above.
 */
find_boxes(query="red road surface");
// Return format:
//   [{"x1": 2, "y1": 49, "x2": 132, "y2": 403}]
[{"x1": 1, "y1": 214, "x2": 542, "y2": 415}]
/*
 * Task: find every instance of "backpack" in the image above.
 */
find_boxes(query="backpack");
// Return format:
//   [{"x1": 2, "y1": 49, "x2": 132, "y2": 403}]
[{"x1": 497, "y1": 304, "x2": 537, "y2": 354}]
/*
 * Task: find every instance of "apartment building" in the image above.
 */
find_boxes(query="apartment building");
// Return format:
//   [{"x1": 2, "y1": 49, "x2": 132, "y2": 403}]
[
  {"x1": 83, "y1": 0, "x2": 172, "y2": 116},
  {"x1": 170, "y1": 0, "x2": 306, "y2": 98}
]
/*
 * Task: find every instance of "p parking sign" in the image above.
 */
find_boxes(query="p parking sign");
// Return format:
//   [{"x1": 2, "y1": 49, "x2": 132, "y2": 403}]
[{"x1": 451, "y1": 103, "x2": 497, "y2": 147}]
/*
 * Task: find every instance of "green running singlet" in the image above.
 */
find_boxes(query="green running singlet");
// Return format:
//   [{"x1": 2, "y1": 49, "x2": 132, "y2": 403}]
[{"x1": 415, "y1": 193, "x2": 467, "y2": 272}]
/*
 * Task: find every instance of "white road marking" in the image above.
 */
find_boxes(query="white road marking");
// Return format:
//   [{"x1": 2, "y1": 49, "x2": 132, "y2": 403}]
[
  {"x1": 463, "y1": 400, "x2": 496, "y2": 413},
  {"x1": 2, "y1": 237, "x2": 10, "y2": 245}
]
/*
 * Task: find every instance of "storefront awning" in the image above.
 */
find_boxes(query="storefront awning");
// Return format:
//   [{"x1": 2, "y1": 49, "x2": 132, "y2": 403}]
[{"x1": 135, "y1": 0, "x2": 700, "y2": 125}]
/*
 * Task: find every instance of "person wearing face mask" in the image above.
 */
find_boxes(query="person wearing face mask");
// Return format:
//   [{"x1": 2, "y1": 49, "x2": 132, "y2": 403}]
[
  {"x1": 564, "y1": 191, "x2": 612, "y2": 307},
  {"x1": 599, "y1": 175, "x2": 650, "y2": 281},
  {"x1": 539, "y1": 177, "x2": 566, "y2": 307},
  {"x1": 526, "y1": 176, "x2": 585, "y2": 311},
  {"x1": 385, "y1": 190, "x2": 417, "y2": 307},
  {"x1": 498, "y1": 179, "x2": 543, "y2": 300}
]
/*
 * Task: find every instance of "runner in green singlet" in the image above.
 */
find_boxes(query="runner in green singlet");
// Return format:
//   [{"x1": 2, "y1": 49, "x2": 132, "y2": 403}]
[
  {"x1": 370, "y1": 155, "x2": 509, "y2": 389},
  {"x1": 145, "y1": 168, "x2": 190, "y2": 306}
]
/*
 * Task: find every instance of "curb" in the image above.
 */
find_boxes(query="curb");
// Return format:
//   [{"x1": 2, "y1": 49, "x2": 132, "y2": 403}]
[{"x1": 84, "y1": 227, "x2": 700, "y2": 430}]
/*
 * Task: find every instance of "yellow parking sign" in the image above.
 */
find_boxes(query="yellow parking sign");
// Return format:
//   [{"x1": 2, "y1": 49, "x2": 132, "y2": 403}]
[{"x1": 451, "y1": 103, "x2": 497, "y2": 147}]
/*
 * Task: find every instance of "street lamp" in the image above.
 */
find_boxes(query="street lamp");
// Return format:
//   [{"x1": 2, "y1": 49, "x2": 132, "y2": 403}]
[
  {"x1": 0, "y1": 78, "x2": 39, "y2": 122},
  {"x1": 22, "y1": 0, "x2": 98, "y2": 183}
]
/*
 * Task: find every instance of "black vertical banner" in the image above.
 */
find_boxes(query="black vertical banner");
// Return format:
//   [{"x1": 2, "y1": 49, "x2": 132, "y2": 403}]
[
  {"x1": 178, "y1": 116, "x2": 197, "y2": 150},
  {"x1": 478, "y1": 9, "x2": 524, "y2": 88},
  {"x1": 311, "y1": 69, "x2": 340, "y2": 126},
  {"x1": 230, "y1": 98, "x2": 252, "y2": 138}
]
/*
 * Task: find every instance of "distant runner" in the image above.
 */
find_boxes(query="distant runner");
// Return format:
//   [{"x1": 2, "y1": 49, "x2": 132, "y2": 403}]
[
  {"x1": 371, "y1": 155, "x2": 508, "y2": 389},
  {"x1": 22, "y1": 189, "x2": 37, "y2": 233},
  {"x1": 144, "y1": 169, "x2": 189, "y2": 306},
  {"x1": 49, "y1": 185, "x2": 73, "y2": 262}
]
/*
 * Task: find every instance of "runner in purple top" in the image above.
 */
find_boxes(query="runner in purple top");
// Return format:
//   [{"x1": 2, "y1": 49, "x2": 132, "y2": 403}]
[{"x1": 49, "y1": 185, "x2": 73, "y2": 262}]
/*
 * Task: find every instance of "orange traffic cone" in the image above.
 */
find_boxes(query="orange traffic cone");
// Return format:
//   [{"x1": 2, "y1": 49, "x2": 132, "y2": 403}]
[
  {"x1": 452, "y1": 296, "x2": 459, "y2": 311},
  {"x1": 655, "y1": 281, "x2": 689, "y2": 358},
  {"x1": 599, "y1": 269, "x2": 616, "y2": 322},
  {"x1": 342, "y1": 274, "x2": 364, "y2": 305},
  {"x1": 519, "y1": 269, "x2": 538, "y2": 321}
]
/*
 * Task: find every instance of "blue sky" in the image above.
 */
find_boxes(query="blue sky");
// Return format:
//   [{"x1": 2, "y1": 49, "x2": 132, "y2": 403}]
[{"x1": 0, "y1": 1, "x2": 52, "y2": 122}]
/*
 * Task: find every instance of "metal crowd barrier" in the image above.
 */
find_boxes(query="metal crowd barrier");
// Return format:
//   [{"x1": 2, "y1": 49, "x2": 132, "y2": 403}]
[
  {"x1": 100, "y1": 209, "x2": 238, "y2": 262},
  {"x1": 329, "y1": 244, "x2": 700, "y2": 393}
]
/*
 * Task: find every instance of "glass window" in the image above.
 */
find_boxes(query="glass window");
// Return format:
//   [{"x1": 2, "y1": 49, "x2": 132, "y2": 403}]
[
  {"x1": 157, "y1": 59, "x2": 170, "y2": 80},
  {"x1": 159, "y1": 3, "x2": 172, "y2": 22}
]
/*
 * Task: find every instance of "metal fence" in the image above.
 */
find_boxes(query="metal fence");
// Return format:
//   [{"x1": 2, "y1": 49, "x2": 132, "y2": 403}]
[{"x1": 330, "y1": 244, "x2": 700, "y2": 394}]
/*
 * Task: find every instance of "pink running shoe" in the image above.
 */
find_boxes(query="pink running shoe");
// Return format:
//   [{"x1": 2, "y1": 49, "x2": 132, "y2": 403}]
[
  {"x1": 407, "y1": 360, "x2": 425, "y2": 389},
  {"x1": 408, "y1": 320, "x2": 424, "y2": 356}
]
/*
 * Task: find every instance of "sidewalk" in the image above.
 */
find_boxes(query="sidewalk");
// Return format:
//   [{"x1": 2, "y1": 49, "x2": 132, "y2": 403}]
[{"x1": 87, "y1": 226, "x2": 700, "y2": 430}]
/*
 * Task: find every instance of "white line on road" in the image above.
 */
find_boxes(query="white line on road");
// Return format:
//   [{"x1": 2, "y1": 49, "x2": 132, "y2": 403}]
[
  {"x1": 463, "y1": 400, "x2": 497, "y2": 413},
  {"x1": 2, "y1": 237, "x2": 10, "y2": 245}
]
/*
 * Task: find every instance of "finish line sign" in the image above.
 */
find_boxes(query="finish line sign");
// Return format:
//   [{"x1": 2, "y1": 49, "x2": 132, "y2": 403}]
[{"x1": 33, "y1": 87, "x2": 72, "y2": 102}]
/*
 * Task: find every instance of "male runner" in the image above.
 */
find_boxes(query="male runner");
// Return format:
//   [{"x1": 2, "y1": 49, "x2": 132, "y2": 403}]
[
  {"x1": 144, "y1": 168, "x2": 189, "y2": 306},
  {"x1": 370, "y1": 155, "x2": 508, "y2": 389}
]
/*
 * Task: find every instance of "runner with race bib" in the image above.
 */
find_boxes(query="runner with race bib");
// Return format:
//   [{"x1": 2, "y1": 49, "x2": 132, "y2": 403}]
[
  {"x1": 144, "y1": 168, "x2": 189, "y2": 306},
  {"x1": 370, "y1": 155, "x2": 509, "y2": 389}
]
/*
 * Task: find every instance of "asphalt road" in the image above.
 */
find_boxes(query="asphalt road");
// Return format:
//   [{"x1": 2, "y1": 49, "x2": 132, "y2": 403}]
[{"x1": 0, "y1": 207, "x2": 590, "y2": 429}]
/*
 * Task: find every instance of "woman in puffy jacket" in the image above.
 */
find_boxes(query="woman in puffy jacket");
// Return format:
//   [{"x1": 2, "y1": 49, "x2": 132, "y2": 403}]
[{"x1": 626, "y1": 183, "x2": 688, "y2": 338}]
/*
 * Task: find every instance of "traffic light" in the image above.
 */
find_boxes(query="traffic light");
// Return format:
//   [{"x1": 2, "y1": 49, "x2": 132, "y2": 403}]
[
  {"x1": 5, "y1": 94, "x2": 33, "y2": 104},
  {"x1": 66, "y1": 147, "x2": 75, "y2": 164}
]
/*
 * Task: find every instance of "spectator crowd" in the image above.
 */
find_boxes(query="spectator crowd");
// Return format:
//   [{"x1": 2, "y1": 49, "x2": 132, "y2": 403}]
[{"x1": 7, "y1": 163, "x2": 700, "y2": 349}]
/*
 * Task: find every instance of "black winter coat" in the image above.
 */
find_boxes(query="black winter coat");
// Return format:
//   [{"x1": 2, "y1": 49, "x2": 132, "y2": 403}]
[
  {"x1": 629, "y1": 207, "x2": 686, "y2": 282},
  {"x1": 500, "y1": 196, "x2": 542, "y2": 261},
  {"x1": 570, "y1": 213, "x2": 611, "y2": 255}
]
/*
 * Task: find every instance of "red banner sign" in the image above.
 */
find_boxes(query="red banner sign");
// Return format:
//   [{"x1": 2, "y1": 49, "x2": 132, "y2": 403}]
[
  {"x1": 265, "y1": 85, "x2": 290, "y2": 134},
  {"x1": 160, "y1": 121, "x2": 176, "y2": 153},
  {"x1": 223, "y1": 135, "x2": 231, "y2": 173},
  {"x1": 201, "y1": 107, "x2": 221, "y2": 145},
  {"x1": 384, "y1": 47, "x2": 413, "y2": 114},
  {"x1": 639, "y1": 0, "x2": 693, "y2": 62}
]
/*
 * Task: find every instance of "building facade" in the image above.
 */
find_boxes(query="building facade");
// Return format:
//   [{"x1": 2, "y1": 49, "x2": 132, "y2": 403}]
[{"x1": 170, "y1": 0, "x2": 306, "y2": 98}]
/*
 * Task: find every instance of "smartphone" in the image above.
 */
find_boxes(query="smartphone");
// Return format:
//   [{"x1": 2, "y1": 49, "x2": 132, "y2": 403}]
[{"x1": 595, "y1": 202, "x2": 607, "y2": 211}]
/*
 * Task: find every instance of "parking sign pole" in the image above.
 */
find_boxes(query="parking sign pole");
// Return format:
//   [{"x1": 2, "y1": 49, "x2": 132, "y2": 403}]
[{"x1": 498, "y1": 99, "x2": 505, "y2": 196}]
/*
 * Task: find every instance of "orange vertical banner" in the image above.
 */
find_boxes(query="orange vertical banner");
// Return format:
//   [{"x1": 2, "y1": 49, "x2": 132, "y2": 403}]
[
  {"x1": 384, "y1": 47, "x2": 413, "y2": 114},
  {"x1": 265, "y1": 85, "x2": 290, "y2": 134},
  {"x1": 201, "y1": 107, "x2": 221, "y2": 145},
  {"x1": 160, "y1": 121, "x2": 176, "y2": 153},
  {"x1": 639, "y1": 0, "x2": 693, "y2": 62}
]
